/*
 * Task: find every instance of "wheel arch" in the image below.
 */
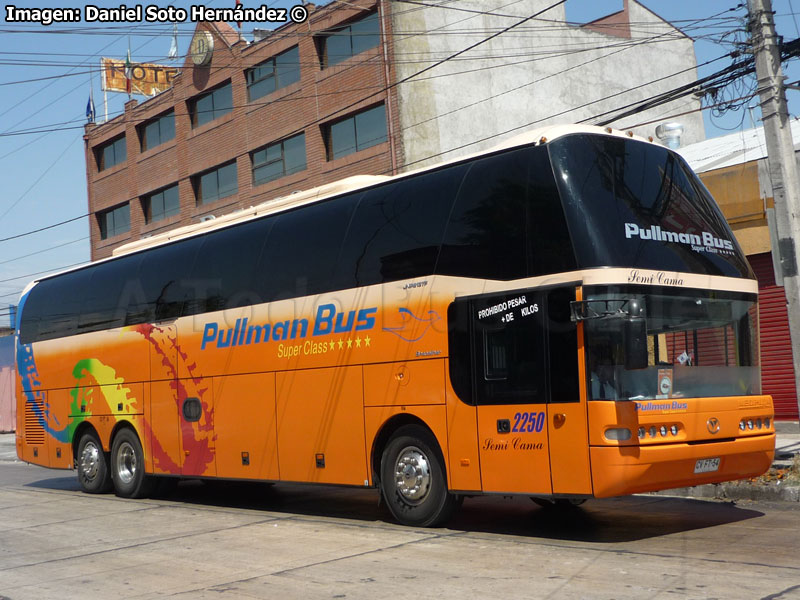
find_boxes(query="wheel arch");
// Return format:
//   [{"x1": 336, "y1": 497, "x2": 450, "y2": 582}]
[
  {"x1": 71, "y1": 421, "x2": 103, "y2": 462},
  {"x1": 109, "y1": 419, "x2": 140, "y2": 448},
  {"x1": 370, "y1": 414, "x2": 446, "y2": 487}
]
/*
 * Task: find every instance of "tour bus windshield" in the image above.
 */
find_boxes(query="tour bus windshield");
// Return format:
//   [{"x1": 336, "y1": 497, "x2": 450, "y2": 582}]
[
  {"x1": 583, "y1": 287, "x2": 760, "y2": 402},
  {"x1": 549, "y1": 134, "x2": 754, "y2": 279}
]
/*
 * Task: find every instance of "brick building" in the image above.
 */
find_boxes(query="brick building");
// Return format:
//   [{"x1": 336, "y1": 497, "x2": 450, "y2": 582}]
[
  {"x1": 86, "y1": 0, "x2": 401, "y2": 260},
  {"x1": 84, "y1": 0, "x2": 704, "y2": 260}
]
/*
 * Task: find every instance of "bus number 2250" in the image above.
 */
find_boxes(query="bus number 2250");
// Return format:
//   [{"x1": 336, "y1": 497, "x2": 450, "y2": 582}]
[{"x1": 512, "y1": 412, "x2": 545, "y2": 433}]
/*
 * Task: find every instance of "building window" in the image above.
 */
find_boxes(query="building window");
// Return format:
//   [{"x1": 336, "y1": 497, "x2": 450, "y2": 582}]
[
  {"x1": 140, "y1": 110, "x2": 175, "y2": 151},
  {"x1": 189, "y1": 82, "x2": 233, "y2": 128},
  {"x1": 96, "y1": 135, "x2": 127, "y2": 171},
  {"x1": 316, "y1": 12, "x2": 380, "y2": 68},
  {"x1": 195, "y1": 162, "x2": 238, "y2": 205},
  {"x1": 326, "y1": 104, "x2": 387, "y2": 160},
  {"x1": 246, "y1": 46, "x2": 300, "y2": 102},
  {"x1": 144, "y1": 184, "x2": 180, "y2": 223},
  {"x1": 252, "y1": 133, "x2": 306, "y2": 186},
  {"x1": 98, "y1": 203, "x2": 130, "y2": 239}
]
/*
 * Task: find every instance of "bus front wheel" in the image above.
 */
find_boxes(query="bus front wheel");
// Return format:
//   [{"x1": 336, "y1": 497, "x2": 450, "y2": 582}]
[
  {"x1": 110, "y1": 428, "x2": 153, "y2": 499},
  {"x1": 76, "y1": 431, "x2": 112, "y2": 494},
  {"x1": 380, "y1": 425, "x2": 458, "y2": 527}
]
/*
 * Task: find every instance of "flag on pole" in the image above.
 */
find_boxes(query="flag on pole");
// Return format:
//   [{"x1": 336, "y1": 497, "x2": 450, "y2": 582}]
[
  {"x1": 168, "y1": 23, "x2": 178, "y2": 59},
  {"x1": 236, "y1": 0, "x2": 242, "y2": 30},
  {"x1": 124, "y1": 46, "x2": 133, "y2": 96},
  {"x1": 86, "y1": 89, "x2": 96, "y2": 123}
]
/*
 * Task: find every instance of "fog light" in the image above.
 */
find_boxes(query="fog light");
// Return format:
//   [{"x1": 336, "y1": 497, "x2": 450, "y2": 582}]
[
  {"x1": 670, "y1": 425, "x2": 678, "y2": 435},
  {"x1": 739, "y1": 420, "x2": 746, "y2": 431},
  {"x1": 659, "y1": 425, "x2": 667, "y2": 437},
  {"x1": 606, "y1": 428, "x2": 632, "y2": 441},
  {"x1": 747, "y1": 419, "x2": 754, "y2": 430},
  {"x1": 649, "y1": 426, "x2": 657, "y2": 438},
  {"x1": 638, "y1": 427, "x2": 646, "y2": 439},
  {"x1": 765, "y1": 418, "x2": 771, "y2": 428},
  {"x1": 756, "y1": 418, "x2": 763, "y2": 429}
]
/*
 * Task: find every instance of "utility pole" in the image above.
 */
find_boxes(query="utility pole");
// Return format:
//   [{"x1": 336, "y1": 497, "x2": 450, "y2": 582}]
[{"x1": 747, "y1": 0, "x2": 800, "y2": 421}]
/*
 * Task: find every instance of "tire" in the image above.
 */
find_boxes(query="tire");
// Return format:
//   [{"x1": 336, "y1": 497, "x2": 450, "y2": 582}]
[
  {"x1": 380, "y1": 425, "x2": 459, "y2": 527},
  {"x1": 110, "y1": 428, "x2": 154, "y2": 499},
  {"x1": 76, "y1": 431, "x2": 112, "y2": 494}
]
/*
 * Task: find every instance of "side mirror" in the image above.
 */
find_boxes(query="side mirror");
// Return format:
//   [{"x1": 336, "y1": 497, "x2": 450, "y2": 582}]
[{"x1": 624, "y1": 318, "x2": 648, "y2": 370}]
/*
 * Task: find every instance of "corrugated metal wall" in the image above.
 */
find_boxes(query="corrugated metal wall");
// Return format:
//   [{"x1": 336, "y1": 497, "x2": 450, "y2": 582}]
[
  {"x1": 0, "y1": 335, "x2": 14, "y2": 432},
  {"x1": 749, "y1": 252, "x2": 798, "y2": 419},
  {"x1": 0, "y1": 367, "x2": 15, "y2": 433}
]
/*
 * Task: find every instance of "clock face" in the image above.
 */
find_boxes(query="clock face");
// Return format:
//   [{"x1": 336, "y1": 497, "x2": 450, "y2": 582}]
[{"x1": 190, "y1": 31, "x2": 214, "y2": 66}]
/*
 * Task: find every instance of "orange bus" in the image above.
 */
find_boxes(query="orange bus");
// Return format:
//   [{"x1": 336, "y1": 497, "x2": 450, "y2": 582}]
[{"x1": 15, "y1": 125, "x2": 775, "y2": 526}]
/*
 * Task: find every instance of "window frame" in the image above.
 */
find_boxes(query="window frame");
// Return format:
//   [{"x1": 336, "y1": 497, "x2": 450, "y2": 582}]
[
  {"x1": 189, "y1": 82, "x2": 233, "y2": 128},
  {"x1": 325, "y1": 103, "x2": 387, "y2": 160},
  {"x1": 251, "y1": 133, "x2": 307, "y2": 187},
  {"x1": 143, "y1": 184, "x2": 180, "y2": 224},
  {"x1": 139, "y1": 110, "x2": 175, "y2": 152},
  {"x1": 194, "y1": 161, "x2": 238, "y2": 205},
  {"x1": 96, "y1": 135, "x2": 127, "y2": 171},
  {"x1": 98, "y1": 203, "x2": 131, "y2": 240},
  {"x1": 316, "y1": 11, "x2": 380, "y2": 68},
  {"x1": 246, "y1": 45, "x2": 301, "y2": 102}
]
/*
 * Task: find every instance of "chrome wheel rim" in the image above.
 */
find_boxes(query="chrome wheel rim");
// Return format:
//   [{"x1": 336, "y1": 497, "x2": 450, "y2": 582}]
[
  {"x1": 80, "y1": 441, "x2": 101, "y2": 482},
  {"x1": 116, "y1": 441, "x2": 137, "y2": 485},
  {"x1": 394, "y1": 446, "x2": 431, "y2": 504}
]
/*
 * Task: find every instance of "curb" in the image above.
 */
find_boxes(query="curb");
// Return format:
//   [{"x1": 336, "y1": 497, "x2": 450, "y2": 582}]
[{"x1": 651, "y1": 481, "x2": 800, "y2": 502}]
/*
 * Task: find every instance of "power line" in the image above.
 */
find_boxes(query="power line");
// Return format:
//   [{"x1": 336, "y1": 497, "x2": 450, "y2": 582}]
[
  {"x1": 0, "y1": 214, "x2": 88, "y2": 243},
  {"x1": 0, "y1": 237, "x2": 87, "y2": 266},
  {"x1": 0, "y1": 135, "x2": 81, "y2": 220},
  {"x1": 0, "y1": 261, "x2": 87, "y2": 284}
]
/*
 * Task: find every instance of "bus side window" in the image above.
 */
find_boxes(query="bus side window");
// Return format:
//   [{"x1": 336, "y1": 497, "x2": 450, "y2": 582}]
[
  {"x1": 437, "y1": 151, "x2": 528, "y2": 281},
  {"x1": 336, "y1": 165, "x2": 465, "y2": 288},
  {"x1": 139, "y1": 236, "x2": 203, "y2": 322},
  {"x1": 257, "y1": 194, "x2": 357, "y2": 302},
  {"x1": 20, "y1": 270, "x2": 92, "y2": 343},
  {"x1": 447, "y1": 298, "x2": 473, "y2": 405},
  {"x1": 81, "y1": 254, "x2": 141, "y2": 332},
  {"x1": 183, "y1": 218, "x2": 270, "y2": 315},
  {"x1": 546, "y1": 287, "x2": 579, "y2": 403}
]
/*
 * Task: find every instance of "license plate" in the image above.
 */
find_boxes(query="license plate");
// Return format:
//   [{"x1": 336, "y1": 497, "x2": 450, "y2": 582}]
[{"x1": 694, "y1": 458, "x2": 720, "y2": 474}]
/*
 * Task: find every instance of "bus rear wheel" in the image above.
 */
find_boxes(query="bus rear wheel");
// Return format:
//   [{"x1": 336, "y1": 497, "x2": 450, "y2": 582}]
[
  {"x1": 380, "y1": 425, "x2": 458, "y2": 527},
  {"x1": 76, "y1": 431, "x2": 112, "y2": 494},
  {"x1": 110, "y1": 428, "x2": 154, "y2": 499}
]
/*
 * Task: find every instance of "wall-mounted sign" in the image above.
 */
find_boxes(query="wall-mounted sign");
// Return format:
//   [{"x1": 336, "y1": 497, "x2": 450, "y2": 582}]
[{"x1": 101, "y1": 58, "x2": 179, "y2": 96}]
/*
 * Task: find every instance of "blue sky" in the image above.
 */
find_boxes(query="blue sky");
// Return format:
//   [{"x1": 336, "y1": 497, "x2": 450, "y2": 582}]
[{"x1": 1, "y1": 0, "x2": 799, "y2": 325}]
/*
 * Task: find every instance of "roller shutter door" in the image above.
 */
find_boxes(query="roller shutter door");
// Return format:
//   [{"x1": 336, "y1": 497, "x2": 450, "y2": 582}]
[{"x1": 748, "y1": 253, "x2": 798, "y2": 419}]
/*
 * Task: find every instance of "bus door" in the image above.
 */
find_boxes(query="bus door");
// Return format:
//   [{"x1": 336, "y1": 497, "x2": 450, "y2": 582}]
[
  {"x1": 470, "y1": 290, "x2": 552, "y2": 495},
  {"x1": 544, "y1": 287, "x2": 592, "y2": 496}
]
